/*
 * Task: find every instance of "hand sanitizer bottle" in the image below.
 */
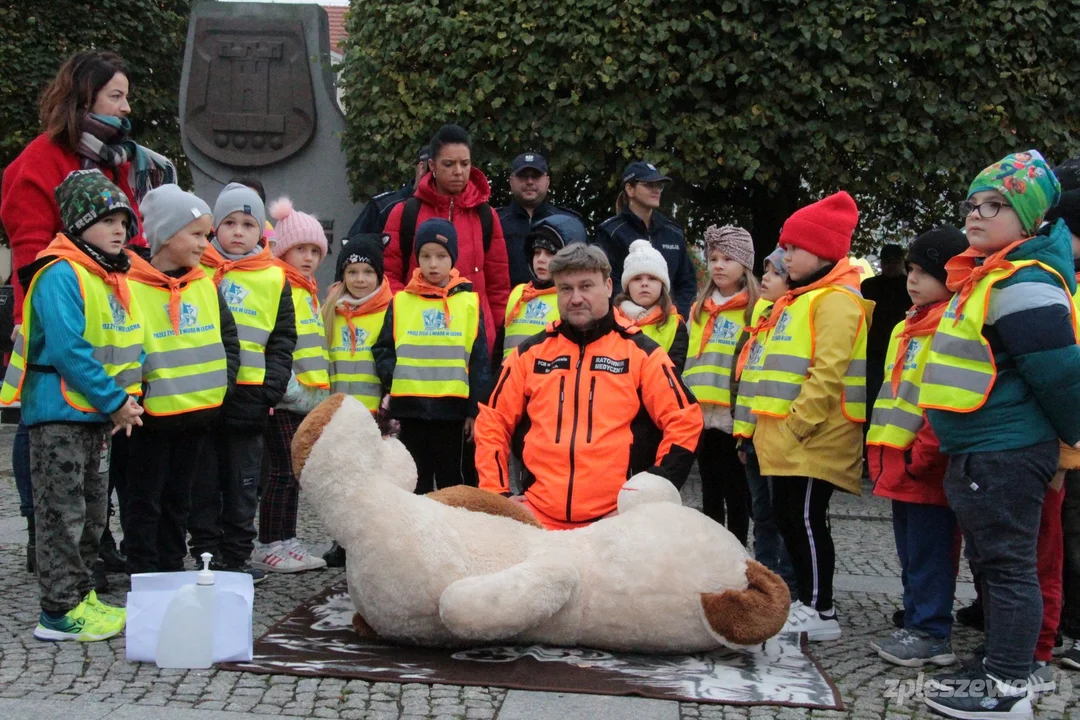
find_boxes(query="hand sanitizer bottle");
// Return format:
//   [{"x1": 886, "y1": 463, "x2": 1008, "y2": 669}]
[{"x1": 156, "y1": 553, "x2": 216, "y2": 668}]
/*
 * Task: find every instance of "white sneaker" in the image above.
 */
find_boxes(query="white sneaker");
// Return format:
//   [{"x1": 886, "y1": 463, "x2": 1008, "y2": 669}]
[
  {"x1": 781, "y1": 602, "x2": 841, "y2": 642},
  {"x1": 281, "y1": 538, "x2": 327, "y2": 572},
  {"x1": 251, "y1": 540, "x2": 306, "y2": 573}
]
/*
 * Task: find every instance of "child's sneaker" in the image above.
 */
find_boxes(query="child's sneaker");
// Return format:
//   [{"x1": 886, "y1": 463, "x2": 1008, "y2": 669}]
[
  {"x1": 1061, "y1": 645, "x2": 1080, "y2": 670},
  {"x1": 1029, "y1": 661, "x2": 1056, "y2": 694},
  {"x1": 872, "y1": 628, "x2": 956, "y2": 667},
  {"x1": 281, "y1": 539, "x2": 327, "y2": 572},
  {"x1": 34, "y1": 598, "x2": 124, "y2": 642},
  {"x1": 210, "y1": 560, "x2": 267, "y2": 584},
  {"x1": 780, "y1": 601, "x2": 841, "y2": 642},
  {"x1": 251, "y1": 540, "x2": 326, "y2": 573},
  {"x1": 924, "y1": 669, "x2": 1032, "y2": 720}
]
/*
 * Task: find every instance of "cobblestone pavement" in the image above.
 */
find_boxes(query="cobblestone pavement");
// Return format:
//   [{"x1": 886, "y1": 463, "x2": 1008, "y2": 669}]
[{"x1": 0, "y1": 424, "x2": 1077, "y2": 718}]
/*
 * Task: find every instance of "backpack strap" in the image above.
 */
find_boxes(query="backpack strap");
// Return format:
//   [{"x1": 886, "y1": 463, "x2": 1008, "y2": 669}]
[
  {"x1": 398, "y1": 197, "x2": 422, "y2": 284},
  {"x1": 479, "y1": 202, "x2": 493, "y2": 253}
]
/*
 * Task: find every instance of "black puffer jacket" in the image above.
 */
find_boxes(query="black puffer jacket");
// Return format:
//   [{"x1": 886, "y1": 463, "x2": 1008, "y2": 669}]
[{"x1": 220, "y1": 281, "x2": 296, "y2": 431}]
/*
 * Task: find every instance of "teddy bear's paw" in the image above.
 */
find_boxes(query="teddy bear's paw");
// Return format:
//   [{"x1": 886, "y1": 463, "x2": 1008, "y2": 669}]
[
  {"x1": 439, "y1": 558, "x2": 579, "y2": 641},
  {"x1": 699, "y1": 560, "x2": 790, "y2": 647},
  {"x1": 352, "y1": 611, "x2": 380, "y2": 640}
]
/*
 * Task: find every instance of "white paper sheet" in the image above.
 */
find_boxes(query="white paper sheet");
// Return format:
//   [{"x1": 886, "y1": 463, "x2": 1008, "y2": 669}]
[{"x1": 125, "y1": 570, "x2": 255, "y2": 663}]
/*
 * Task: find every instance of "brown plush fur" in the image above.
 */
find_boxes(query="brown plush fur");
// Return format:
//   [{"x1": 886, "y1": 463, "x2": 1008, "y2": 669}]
[
  {"x1": 292, "y1": 394, "x2": 346, "y2": 478},
  {"x1": 699, "y1": 560, "x2": 791, "y2": 645},
  {"x1": 428, "y1": 486, "x2": 544, "y2": 528},
  {"x1": 352, "y1": 611, "x2": 379, "y2": 640}
]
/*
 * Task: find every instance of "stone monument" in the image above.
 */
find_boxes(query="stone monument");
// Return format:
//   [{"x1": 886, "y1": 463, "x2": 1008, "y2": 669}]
[{"x1": 180, "y1": 0, "x2": 358, "y2": 290}]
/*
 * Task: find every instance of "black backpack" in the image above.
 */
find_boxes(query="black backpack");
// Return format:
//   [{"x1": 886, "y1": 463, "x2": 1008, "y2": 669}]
[{"x1": 397, "y1": 197, "x2": 493, "y2": 284}]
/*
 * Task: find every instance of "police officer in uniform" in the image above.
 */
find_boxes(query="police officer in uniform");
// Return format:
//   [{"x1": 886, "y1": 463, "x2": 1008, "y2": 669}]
[
  {"x1": 594, "y1": 161, "x2": 697, "y2": 318},
  {"x1": 346, "y1": 145, "x2": 431, "y2": 238},
  {"x1": 497, "y1": 152, "x2": 581, "y2": 288}
]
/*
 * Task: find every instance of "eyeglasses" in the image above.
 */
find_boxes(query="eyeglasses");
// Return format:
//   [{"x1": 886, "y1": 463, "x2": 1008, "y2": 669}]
[{"x1": 959, "y1": 200, "x2": 1012, "y2": 220}]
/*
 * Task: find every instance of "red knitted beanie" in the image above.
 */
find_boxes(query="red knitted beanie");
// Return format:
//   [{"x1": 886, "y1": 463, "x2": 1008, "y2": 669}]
[{"x1": 778, "y1": 191, "x2": 859, "y2": 262}]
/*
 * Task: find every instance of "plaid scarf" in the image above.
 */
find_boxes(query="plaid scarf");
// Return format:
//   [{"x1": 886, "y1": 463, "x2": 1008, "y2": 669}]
[{"x1": 77, "y1": 113, "x2": 177, "y2": 203}]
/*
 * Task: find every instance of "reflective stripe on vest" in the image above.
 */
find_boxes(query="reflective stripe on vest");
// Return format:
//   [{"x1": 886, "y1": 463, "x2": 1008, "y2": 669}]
[
  {"x1": 683, "y1": 306, "x2": 746, "y2": 406},
  {"x1": 131, "y1": 275, "x2": 227, "y2": 416},
  {"x1": 391, "y1": 292, "x2": 479, "y2": 398},
  {"x1": 866, "y1": 318, "x2": 930, "y2": 449},
  {"x1": 503, "y1": 284, "x2": 559, "y2": 358},
  {"x1": 639, "y1": 316, "x2": 680, "y2": 353},
  {"x1": 733, "y1": 299, "x2": 772, "y2": 439},
  {"x1": 206, "y1": 264, "x2": 284, "y2": 385},
  {"x1": 750, "y1": 286, "x2": 869, "y2": 422},
  {"x1": 919, "y1": 259, "x2": 1072, "y2": 412},
  {"x1": 328, "y1": 308, "x2": 386, "y2": 411},
  {"x1": 290, "y1": 286, "x2": 330, "y2": 388},
  {"x1": 0, "y1": 259, "x2": 143, "y2": 411}
]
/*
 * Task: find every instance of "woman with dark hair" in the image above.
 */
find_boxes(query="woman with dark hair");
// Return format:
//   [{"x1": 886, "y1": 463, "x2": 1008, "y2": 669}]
[
  {"x1": 0, "y1": 50, "x2": 176, "y2": 586},
  {"x1": 382, "y1": 124, "x2": 510, "y2": 345}
]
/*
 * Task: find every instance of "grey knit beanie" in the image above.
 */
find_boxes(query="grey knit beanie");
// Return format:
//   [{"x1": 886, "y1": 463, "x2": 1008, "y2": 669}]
[
  {"x1": 213, "y1": 182, "x2": 266, "y2": 235},
  {"x1": 141, "y1": 184, "x2": 213, "y2": 257}
]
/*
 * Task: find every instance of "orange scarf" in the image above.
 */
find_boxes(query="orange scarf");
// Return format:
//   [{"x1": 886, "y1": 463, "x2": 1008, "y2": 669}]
[
  {"x1": 943, "y1": 238, "x2": 1030, "y2": 326},
  {"x1": 276, "y1": 259, "x2": 320, "y2": 311},
  {"x1": 126, "y1": 253, "x2": 208, "y2": 335},
  {"x1": 36, "y1": 234, "x2": 133, "y2": 313},
  {"x1": 690, "y1": 291, "x2": 748, "y2": 358},
  {"x1": 200, "y1": 243, "x2": 278, "y2": 286},
  {"x1": 507, "y1": 283, "x2": 557, "y2": 323},
  {"x1": 402, "y1": 267, "x2": 471, "y2": 326},
  {"x1": 734, "y1": 304, "x2": 774, "y2": 379},
  {"x1": 889, "y1": 302, "x2": 947, "y2": 396},
  {"x1": 762, "y1": 258, "x2": 863, "y2": 332},
  {"x1": 336, "y1": 279, "x2": 392, "y2": 353}
]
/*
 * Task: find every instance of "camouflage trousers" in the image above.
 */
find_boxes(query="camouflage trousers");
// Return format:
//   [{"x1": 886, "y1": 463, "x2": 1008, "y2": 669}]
[{"x1": 30, "y1": 423, "x2": 109, "y2": 614}]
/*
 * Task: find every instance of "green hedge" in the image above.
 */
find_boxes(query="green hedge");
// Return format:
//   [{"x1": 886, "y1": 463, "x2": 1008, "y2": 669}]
[
  {"x1": 0, "y1": 1, "x2": 191, "y2": 244},
  {"x1": 339, "y1": 0, "x2": 1080, "y2": 257}
]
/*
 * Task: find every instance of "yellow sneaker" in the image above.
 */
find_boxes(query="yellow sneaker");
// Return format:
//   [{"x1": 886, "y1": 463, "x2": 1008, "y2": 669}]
[
  {"x1": 34, "y1": 598, "x2": 124, "y2": 642},
  {"x1": 85, "y1": 590, "x2": 127, "y2": 623}
]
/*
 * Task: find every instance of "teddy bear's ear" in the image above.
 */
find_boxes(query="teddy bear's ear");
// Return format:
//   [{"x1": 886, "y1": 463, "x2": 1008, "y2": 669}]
[{"x1": 292, "y1": 393, "x2": 347, "y2": 478}]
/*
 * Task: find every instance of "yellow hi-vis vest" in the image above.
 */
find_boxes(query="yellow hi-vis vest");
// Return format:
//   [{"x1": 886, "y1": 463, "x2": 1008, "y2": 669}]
[
  {"x1": 919, "y1": 259, "x2": 1070, "y2": 412},
  {"x1": 1, "y1": 259, "x2": 143, "y2": 411},
  {"x1": 750, "y1": 286, "x2": 869, "y2": 422},
  {"x1": 732, "y1": 299, "x2": 773, "y2": 439},
  {"x1": 131, "y1": 276, "x2": 227, "y2": 416},
  {"x1": 683, "y1": 305, "x2": 748, "y2": 406},
  {"x1": 866, "y1": 318, "x2": 931, "y2": 449},
  {"x1": 391, "y1": 291, "x2": 479, "y2": 399},
  {"x1": 639, "y1": 315, "x2": 680, "y2": 352},
  {"x1": 206, "y1": 263, "x2": 285, "y2": 385},
  {"x1": 290, "y1": 285, "x2": 330, "y2": 388},
  {"x1": 503, "y1": 284, "x2": 559, "y2": 359},
  {"x1": 328, "y1": 308, "x2": 386, "y2": 411}
]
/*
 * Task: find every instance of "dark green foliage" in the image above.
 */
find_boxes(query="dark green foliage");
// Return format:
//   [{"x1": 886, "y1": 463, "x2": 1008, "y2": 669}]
[{"x1": 339, "y1": 0, "x2": 1080, "y2": 259}]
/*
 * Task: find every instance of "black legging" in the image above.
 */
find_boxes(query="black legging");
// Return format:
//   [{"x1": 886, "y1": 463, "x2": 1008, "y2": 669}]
[
  {"x1": 772, "y1": 475, "x2": 835, "y2": 612},
  {"x1": 698, "y1": 428, "x2": 750, "y2": 546}
]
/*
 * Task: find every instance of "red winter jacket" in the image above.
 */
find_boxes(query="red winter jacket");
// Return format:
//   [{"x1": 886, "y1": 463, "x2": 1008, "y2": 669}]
[
  {"x1": 383, "y1": 167, "x2": 510, "y2": 343},
  {"x1": 869, "y1": 410, "x2": 949, "y2": 506},
  {"x1": 1, "y1": 134, "x2": 147, "y2": 321}
]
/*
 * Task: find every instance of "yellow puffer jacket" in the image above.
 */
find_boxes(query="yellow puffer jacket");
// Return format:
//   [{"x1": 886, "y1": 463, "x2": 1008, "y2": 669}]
[{"x1": 754, "y1": 286, "x2": 875, "y2": 495}]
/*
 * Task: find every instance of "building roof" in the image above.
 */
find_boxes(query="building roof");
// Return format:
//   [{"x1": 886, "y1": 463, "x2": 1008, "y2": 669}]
[{"x1": 325, "y1": 5, "x2": 347, "y2": 55}]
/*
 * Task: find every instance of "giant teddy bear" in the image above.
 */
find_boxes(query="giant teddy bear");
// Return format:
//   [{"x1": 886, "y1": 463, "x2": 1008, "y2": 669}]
[{"x1": 292, "y1": 394, "x2": 791, "y2": 653}]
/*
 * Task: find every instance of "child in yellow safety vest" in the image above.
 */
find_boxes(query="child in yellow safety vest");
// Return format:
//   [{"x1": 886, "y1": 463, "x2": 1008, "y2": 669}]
[
  {"x1": 0, "y1": 170, "x2": 144, "y2": 641},
  {"x1": 373, "y1": 218, "x2": 490, "y2": 494},
  {"x1": 734, "y1": 245, "x2": 795, "y2": 594},
  {"x1": 498, "y1": 214, "x2": 586, "y2": 364},
  {"x1": 919, "y1": 152, "x2": 1080, "y2": 715},
  {"x1": 191, "y1": 183, "x2": 297, "y2": 584},
  {"x1": 614, "y1": 239, "x2": 688, "y2": 373},
  {"x1": 753, "y1": 192, "x2": 874, "y2": 644},
  {"x1": 686, "y1": 225, "x2": 760, "y2": 548},
  {"x1": 865, "y1": 227, "x2": 968, "y2": 669},
  {"x1": 124, "y1": 185, "x2": 240, "y2": 575},
  {"x1": 249, "y1": 198, "x2": 331, "y2": 574}
]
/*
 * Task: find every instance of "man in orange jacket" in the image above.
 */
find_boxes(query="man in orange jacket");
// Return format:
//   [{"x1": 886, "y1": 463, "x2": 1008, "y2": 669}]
[{"x1": 475, "y1": 244, "x2": 703, "y2": 529}]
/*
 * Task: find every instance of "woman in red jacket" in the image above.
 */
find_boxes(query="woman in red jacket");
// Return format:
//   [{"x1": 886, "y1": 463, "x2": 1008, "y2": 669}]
[
  {"x1": 382, "y1": 124, "x2": 510, "y2": 344},
  {"x1": 0, "y1": 50, "x2": 175, "y2": 586}
]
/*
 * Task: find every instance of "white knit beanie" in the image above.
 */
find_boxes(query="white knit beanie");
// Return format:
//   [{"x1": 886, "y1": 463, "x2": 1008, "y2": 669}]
[{"x1": 621, "y1": 239, "x2": 671, "y2": 292}]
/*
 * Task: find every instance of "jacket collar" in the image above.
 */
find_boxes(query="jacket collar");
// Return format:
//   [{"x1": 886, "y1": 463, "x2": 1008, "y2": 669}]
[{"x1": 558, "y1": 306, "x2": 621, "y2": 345}]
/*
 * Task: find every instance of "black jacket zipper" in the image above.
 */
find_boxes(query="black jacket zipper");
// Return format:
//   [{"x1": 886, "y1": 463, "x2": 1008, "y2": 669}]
[
  {"x1": 555, "y1": 377, "x2": 566, "y2": 443},
  {"x1": 587, "y1": 377, "x2": 596, "y2": 443},
  {"x1": 566, "y1": 344, "x2": 586, "y2": 521}
]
